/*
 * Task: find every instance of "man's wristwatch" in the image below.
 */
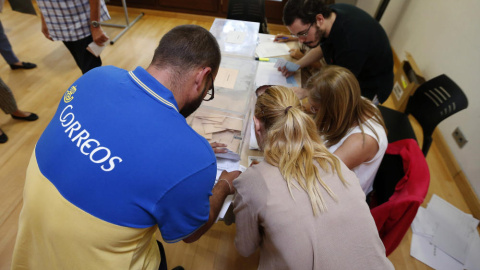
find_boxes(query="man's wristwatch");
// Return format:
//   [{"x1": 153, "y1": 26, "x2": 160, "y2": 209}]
[{"x1": 91, "y1": 21, "x2": 100, "y2": 28}]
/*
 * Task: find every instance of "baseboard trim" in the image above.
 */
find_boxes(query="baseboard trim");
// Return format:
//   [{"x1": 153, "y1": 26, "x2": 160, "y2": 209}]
[
  {"x1": 454, "y1": 171, "x2": 480, "y2": 220},
  {"x1": 433, "y1": 130, "x2": 480, "y2": 219}
]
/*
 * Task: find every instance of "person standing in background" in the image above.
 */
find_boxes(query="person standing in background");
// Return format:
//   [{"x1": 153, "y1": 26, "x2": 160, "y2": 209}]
[
  {"x1": 0, "y1": 77, "x2": 38, "y2": 143},
  {"x1": 37, "y1": 0, "x2": 110, "y2": 74},
  {"x1": 0, "y1": 20, "x2": 36, "y2": 69}
]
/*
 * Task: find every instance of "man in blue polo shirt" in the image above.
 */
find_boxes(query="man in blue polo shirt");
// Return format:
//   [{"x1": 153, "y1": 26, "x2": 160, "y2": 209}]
[{"x1": 12, "y1": 25, "x2": 239, "y2": 270}]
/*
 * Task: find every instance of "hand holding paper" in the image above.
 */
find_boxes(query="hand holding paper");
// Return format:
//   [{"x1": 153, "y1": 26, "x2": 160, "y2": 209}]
[
  {"x1": 87, "y1": 41, "x2": 108, "y2": 57},
  {"x1": 274, "y1": 58, "x2": 300, "y2": 78},
  {"x1": 210, "y1": 142, "x2": 228, "y2": 154},
  {"x1": 274, "y1": 58, "x2": 300, "y2": 72}
]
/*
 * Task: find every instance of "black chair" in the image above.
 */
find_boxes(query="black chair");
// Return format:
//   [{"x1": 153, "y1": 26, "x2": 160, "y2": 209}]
[
  {"x1": 227, "y1": 0, "x2": 269, "y2": 34},
  {"x1": 372, "y1": 74, "x2": 467, "y2": 205},
  {"x1": 379, "y1": 74, "x2": 468, "y2": 156}
]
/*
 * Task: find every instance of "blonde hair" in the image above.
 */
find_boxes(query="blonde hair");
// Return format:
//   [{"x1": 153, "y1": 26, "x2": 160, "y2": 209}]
[
  {"x1": 255, "y1": 86, "x2": 347, "y2": 215},
  {"x1": 306, "y1": 65, "x2": 386, "y2": 148}
]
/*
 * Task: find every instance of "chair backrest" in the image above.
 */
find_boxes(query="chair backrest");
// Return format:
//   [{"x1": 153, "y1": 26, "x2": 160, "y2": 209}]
[
  {"x1": 227, "y1": 0, "x2": 269, "y2": 33},
  {"x1": 405, "y1": 74, "x2": 468, "y2": 155},
  {"x1": 378, "y1": 105, "x2": 416, "y2": 144},
  {"x1": 370, "y1": 139, "x2": 430, "y2": 256}
]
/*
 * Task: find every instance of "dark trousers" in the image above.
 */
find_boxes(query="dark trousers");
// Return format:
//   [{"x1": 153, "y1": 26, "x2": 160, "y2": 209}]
[
  {"x1": 157, "y1": 240, "x2": 168, "y2": 270},
  {"x1": 0, "y1": 20, "x2": 20, "y2": 65},
  {"x1": 63, "y1": 35, "x2": 102, "y2": 74}
]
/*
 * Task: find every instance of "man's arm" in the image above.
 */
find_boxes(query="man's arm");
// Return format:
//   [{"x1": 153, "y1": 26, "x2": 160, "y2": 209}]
[
  {"x1": 183, "y1": 170, "x2": 241, "y2": 243},
  {"x1": 40, "y1": 14, "x2": 53, "y2": 41},
  {"x1": 296, "y1": 46, "x2": 324, "y2": 68},
  {"x1": 89, "y1": 0, "x2": 109, "y2": 45}
]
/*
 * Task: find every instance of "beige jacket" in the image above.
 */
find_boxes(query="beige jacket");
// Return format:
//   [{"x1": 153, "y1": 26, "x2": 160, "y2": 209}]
[{"x1": 233, "y1": 160, "x2": 394, "y2": 270}]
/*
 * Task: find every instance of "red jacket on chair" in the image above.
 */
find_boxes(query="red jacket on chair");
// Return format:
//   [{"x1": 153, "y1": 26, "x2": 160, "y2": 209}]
[{"x1": 370, "y1": 138, "x2": 430, "y2": 256}]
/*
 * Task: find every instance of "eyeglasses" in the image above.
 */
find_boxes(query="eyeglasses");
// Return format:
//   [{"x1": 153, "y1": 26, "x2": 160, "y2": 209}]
[
  {"x1": 203, "y1": 73, "x2": 214, "y2": 101},
  {"x1": 291, "y1": 23, "x2": 313, "y2": 38}
]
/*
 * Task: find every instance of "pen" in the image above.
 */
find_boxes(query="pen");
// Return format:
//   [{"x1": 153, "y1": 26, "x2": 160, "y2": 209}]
[
  {"x1": 255, "y1": 57, "x2": 270, "y2": 62},
  {"x1": 276, "y1": 37, "x2": 289, "y2": 40}
]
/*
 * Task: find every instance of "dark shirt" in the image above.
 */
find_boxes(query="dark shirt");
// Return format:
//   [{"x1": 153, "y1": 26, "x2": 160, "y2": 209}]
[{"x1": 321, "y1": 4, "x2": 394, "y2": 103}]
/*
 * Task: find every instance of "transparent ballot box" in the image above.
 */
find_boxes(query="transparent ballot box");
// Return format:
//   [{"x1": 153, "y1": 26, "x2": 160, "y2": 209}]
[
  {"x1": 186, "y1": 57, "x2": 257, "y2": 158},
  {"x1": 203, "y1": 55, "x2": 257, "y2": 116},
  {"x1": 210, "y1": 18, "x2": 259, "y2": 59}
]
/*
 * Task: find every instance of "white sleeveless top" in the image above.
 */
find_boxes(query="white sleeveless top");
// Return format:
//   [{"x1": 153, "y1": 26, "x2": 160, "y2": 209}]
[{"x1": 327, "y1": 117, "x2": 387, "y2": 195}]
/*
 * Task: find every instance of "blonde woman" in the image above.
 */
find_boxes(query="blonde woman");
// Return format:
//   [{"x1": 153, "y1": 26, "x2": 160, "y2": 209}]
[
  {"x1": 303, "y1": 65, "x2": 388, "y2": 195},
  {"x1": 233, "y1": 86, "x2": 393, "y2": 269}
]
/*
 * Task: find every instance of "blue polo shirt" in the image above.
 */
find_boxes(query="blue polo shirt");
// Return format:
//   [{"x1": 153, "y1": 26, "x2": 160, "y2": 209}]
[{"x1": 34, "y1": 66, "x2": 217, "y2": 242}]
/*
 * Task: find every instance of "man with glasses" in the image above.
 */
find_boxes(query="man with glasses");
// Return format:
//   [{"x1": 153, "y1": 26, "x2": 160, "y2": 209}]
[
  {"x1": 277, "y1": 0, "x2": 394, "y2": 104},
  {"x1": 12, "y1": 25, "x2": 240, "y2": 270}
]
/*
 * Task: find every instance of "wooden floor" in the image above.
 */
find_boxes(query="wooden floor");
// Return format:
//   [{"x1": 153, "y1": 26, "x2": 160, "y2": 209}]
[{"x1": 0, "y1": 5, "x2": 476, "y2": 270}]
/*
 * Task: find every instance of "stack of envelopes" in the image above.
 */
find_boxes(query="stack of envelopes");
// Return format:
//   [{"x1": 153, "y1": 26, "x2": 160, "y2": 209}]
[{"x1": 190, "y1": 111, "x2": 244, "y2": 154}]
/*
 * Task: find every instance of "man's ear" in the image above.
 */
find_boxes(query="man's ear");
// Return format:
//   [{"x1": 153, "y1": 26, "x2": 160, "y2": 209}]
[
  {"x1": 315, "y1": 14, "x2": 325, "y2": 27},
  {"x1": 194, "y1": 66, "x2": 212, "y2": 94}
]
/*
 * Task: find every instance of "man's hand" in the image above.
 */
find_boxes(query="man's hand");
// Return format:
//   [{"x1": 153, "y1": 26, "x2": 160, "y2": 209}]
[
  {"x1": 40, "y1": 15, "x2": 53, "y2": 41},
  {"x1": 183, "y1": 169, "x2": 242, "y2": 243},
  {"x1": 91, "y1": 27, "x2": 109, "y2": 46},
  {"x1": 210, "y1": 142, "x2": 228, "y2": 154},
  {"x1": 289, "y1": 48, "x2": 304, "y2": 60},
  {"x1": 278, "y1": 66, "x2": 295, "y2": 77}
]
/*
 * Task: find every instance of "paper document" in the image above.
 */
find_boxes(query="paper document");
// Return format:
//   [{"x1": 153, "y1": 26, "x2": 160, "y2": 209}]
[
  {"x1": 217, "y1": 195, "x2": 234, "y2": 222},
  {"x1": 249, "y1": 120, "x2": 259, "y2": 150},
  {"x1": 256, "y1": 33, "x2": 292, "y2": 57},
  {"x1": 258, "y1": 33, "x2": 275, "y2": 43},
  {"x1": 286, "y1": 76, "x2": 299, "y2": 87},
  {"x1": 410, "y1": 233, "x2": 464, "y2": 270},
  {"x1": 427, "y1": 195, "x2": 479, "y2": 264},
  {"x1": 87, "y1": 41, "x2": 108, "y2": 57},
  {"x1": 256, "y1": 42, "x2": 291, "y2": 58},
  {"x1": 215, "y1": 149, "x2": 241, "y2": 161},
  {"x1": 215, "y1": 67, "x2": 239, "y2": 89},
  {"x1": 409, "y1": 194, "x2": 480, "y2": 269},
  {"x1": 216, "y1": 157, "x2": 240, "y2": 171},
  {"x1": 464, "y1": 232, "x2": 480, "y2": 270},
  {"x1": 255, "y1": 61, "x2": 299, "y2": 88},
  {"x1": 215, "y1": 157, "x2": 241, "y2": 222},
  {"x1": 191, "y1": 111, "x2": 243, "y2": 155}
]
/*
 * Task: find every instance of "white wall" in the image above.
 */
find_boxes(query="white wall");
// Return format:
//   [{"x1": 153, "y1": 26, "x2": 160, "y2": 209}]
[
  {"x1": 380, "y1": 0, "x2": 480, "y2": 197},
  {"x1": 356, "y1": 0, "x2": 380, "y2": 17}
]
